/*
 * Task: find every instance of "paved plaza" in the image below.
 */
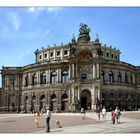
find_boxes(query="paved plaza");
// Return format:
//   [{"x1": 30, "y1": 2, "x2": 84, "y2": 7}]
[{"x1": 0, "y1": 111, "x2": 140, "y2": 133}]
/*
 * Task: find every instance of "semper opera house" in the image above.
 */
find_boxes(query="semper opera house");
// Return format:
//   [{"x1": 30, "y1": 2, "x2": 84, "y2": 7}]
[{"x1": 0, "y1": 23, "x2": 140, "y2": 113}]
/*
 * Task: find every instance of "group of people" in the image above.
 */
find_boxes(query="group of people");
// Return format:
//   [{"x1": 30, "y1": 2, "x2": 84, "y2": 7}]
[
  {"x1": 96, "y1": 106, "x2": 121, "y2": 124},
  {"x1": 34, "y1": 107, "x2": 51, "y2": 133},
  {"x1": 35, "y1": 106, "x2": 121, "y2": 133}
]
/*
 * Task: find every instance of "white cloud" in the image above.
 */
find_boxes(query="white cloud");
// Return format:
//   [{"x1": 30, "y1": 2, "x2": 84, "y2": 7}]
[
  {"x1": 28, "y1": 7, "x2": 46, "y2": 13},
  {"x1": 0, "y1": 12, "x2": 21, "y2": 39},
  {"x1": 47, "y1": 7, "x2": 62, "y2": 12},
  {"x1": 28, "y1": 7, "x2": 62, "y2": 13},
  {"x1": 29, "y1": 7, "x2": 36, "y2": 12},
  {"x1": 8, "y1": 12, "x2": 21, "y2": 32}
]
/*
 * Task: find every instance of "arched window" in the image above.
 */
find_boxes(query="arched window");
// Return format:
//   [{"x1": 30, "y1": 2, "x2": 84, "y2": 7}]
[
  {"x1": 40, "y1": 72, "x2": 46, "y2": 84},
  {"x1": 51, "y1": 71, "x2": 57, "y2": 85},
  {"x1": 101, "y1": 70, "x2": 105, "y2": 82},
  {"x1": 32, "y1": 73, "x2": 37, "y2": 85},
  {"x1": 109, "y1": 71, "x2": 113, "y2": 83},
  {"x1": 62, "y1": 93, "x2": 68, "y2": 99},
  {"x1": 62, "y1": 71, "x2": 68, "y2": 84},
  {"x1": 118, "y1": 72, "x2": 122, "y2": 83},
  {"x1": 130, "y1": 72, "x2": 133, "y2": 84},
  {"x1": 51, "y1": 94, "x2": 56, "y2": 100},
  {"x1": 125, "y1": 73, "x2": 128, "y2": 83},
  {"x1": 25, "y1": 75, "x2": 29, "y2": 86}
]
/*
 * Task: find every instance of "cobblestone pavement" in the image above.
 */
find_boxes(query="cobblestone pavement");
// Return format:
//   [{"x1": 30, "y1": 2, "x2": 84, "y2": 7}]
[
  {"x1": 0, "y1": 111, "x2": 140, "y2": 133},
  {"x1": 0, "y1": 113, "x2": 101, "y2": 133}
]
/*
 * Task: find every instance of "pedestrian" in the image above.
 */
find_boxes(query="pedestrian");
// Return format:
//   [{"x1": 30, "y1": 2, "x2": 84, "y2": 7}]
[
  {"x1": 34, "y1": 111, "x2": 40, "y2": 128},
  {"x1": 45, "y1": 107, "x2": 51, "y2": 133},
  {"x1": 102, "y1": 106, "x2": 107, "y2": 121},
  {"x1": 115, "y1": 107, "x2": 121, "y2": 123},
  {"x1": 41, "y1": 108, "x2": 44, "y2": 116},
  {"x1": 80, "y1": 108, "x2": 85, "y2": 120},
  {"x1": 96, "y1": 106, "x2": 101, "y2": 121},
  {"x1": 111, "y1": 111, "x2": 116, "y2": 124}
]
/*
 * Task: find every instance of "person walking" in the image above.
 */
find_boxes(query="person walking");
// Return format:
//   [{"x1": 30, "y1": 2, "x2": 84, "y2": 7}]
[
  {"x1": 102, "y1": 106, "x2": 107, "y2": 121},
  {"x1": 115, "y1": 107, "x2": 121, "y2": 123},
  {"x1": 41, "y1": 108, "x2": 44, "y2": 116},
  {"x1": 111, "y1": 110, "x2": 116, "y2": 124},
  {"x1": 96, "y1": 106, "x2": 101, "y2": 121},
  {"x1": 45, "y1": 107, "x2": 51, "y2": 133},
  {"x1": 80, "y1": 107, "x2": 86, "y2": 120},
  {"x1": 34, "y1": 111, "x2": 40, "y2": 128}
]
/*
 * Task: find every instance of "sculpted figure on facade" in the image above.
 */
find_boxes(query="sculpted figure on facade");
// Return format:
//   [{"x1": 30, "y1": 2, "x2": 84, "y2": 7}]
[{"x1": 78, "y1": 23, "x2": 91, "y2": 42}]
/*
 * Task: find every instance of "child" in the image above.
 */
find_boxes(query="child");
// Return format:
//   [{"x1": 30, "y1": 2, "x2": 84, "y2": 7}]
[
  {"x1": 111, "y1": 111, "x2": 116, "y2": 124},
  {"x1": 34, "y1": 111, "x2": 40, "y2": 128}
]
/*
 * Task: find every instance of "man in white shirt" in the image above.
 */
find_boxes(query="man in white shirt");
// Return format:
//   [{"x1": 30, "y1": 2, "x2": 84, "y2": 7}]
[{"x1": 45, "y1": 107, "x2": 51, "y2": 132}]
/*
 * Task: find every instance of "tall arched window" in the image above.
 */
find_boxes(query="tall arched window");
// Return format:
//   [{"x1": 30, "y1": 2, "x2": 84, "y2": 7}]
[
  {"x1": 101, "y1": 70, "x2": 105, "y2": 82},
  {"x1": 51, "y1": 94, "x2": 56, "y2": 100},
  {"x1": 32, "y1": 73, "x2": 37, "y2": 85},
  {"x1": 118, "y1": 72, "x2": 122, "y2": 83},
  {"x1": 125, "y1": 72, "x2": 128, "y2": 83},
  {"x1": 25, "y1": 75, "x2": 29, "y2": 86},
  {"x1": 40, "y1": 72, "x2": 46, "y2": 84},
  {"x1": 51, "y1": 71, "x2": 57, "y2": 85},
  {"x1": 109, "y1": 71, "x2": 113, "y2": 83},
  {"x1": 130, "y1": 72, "x2": 133, "y2": 84},
  {"x1": 62, "y1": 71, "x2": 68, "y2": 84}
]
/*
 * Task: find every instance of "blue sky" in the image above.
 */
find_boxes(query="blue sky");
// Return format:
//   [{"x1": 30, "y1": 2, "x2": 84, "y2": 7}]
[{"x1": 0, "y1": 7, "x2": 140, "y2": 86}]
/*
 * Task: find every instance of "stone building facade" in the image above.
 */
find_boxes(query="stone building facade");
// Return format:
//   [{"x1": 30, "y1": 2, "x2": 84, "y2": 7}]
[{"x1": 0, "y1": 23, "x2": 140, "y2": 113}]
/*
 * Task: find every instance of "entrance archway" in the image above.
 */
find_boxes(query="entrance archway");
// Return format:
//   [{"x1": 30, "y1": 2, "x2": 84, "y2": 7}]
[
  {"x1": 24, "y1": 96, "x2": 28, "y2": 113},
  {"x1": 50, "y1": 94, "x2": 57, "y2": 111},
  {"x1": 80, "y1": 89, "x2": 91, "y2": 110},
  {"x1": 31, "y1": 95, "x2": 36, "y2": 112},
  {"x1": 61, "y1": 93, "x2": 68, "y2": 111},
  {"x1": 39, "y1": 94, "x2": 46, "y2": 111}
]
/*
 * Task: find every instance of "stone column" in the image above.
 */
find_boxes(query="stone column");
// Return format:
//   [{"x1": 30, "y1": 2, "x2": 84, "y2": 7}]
[
  {"x1": 98, "y1": 87, "x2": 101, "y2": 100},
  {"x1": 92, "y1": 88, "x2": 96, "y2": 111},
  {"x1": 47, "y1": 69, "x2": 50, "y2": 83},
  {"x1": 57, "y1": 69, "x2": 59, "y2": 83},
  {"x1": 21, "y1": 94, "x2": 25, "y2": 112},
  {"x1": 22, "y1": 74, "x2": 25, "y2": 87},
  {"x1": 37, "y1": 71, "x2": 40, "y2": 84},
  {"x1": 72, "y1": 63, "x2": 75, "y2": 79},
  {"x1": 69, "y1": 64, "x2": 71, "y2": 80},
  {"x1": 58, "y1": 68, "x2": 61, "y2": 83},
  {"x1": 29, "y1": 73, "x2": 32, "y2": 85},
  {"x1": 93, "y1": 64, "x2": 96, "y2": 79},
  {"x1": 97, "y1": 63, "x2": 100, "y2": 78}
]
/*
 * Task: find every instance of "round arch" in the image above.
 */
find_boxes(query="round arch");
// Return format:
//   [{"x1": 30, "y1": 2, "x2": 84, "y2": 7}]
[
  {"x1": 31, "y1": 95, "x2": 36, "y2": 112},
  {"x1": 39, "y1": 94, "x2": 46, "y2": 111},
  {"x1": 24, "y1": 96, "x2": 28, "y2": 113},
  {"x1": 50, "y1": 94, "x2": 57, "y2": 111},
  {"x1": 61, "y1": 93, "x2": 68, "y2": 111},
  {"x1": 80, "y1": 89, "x2": 91, "y2": 110}
]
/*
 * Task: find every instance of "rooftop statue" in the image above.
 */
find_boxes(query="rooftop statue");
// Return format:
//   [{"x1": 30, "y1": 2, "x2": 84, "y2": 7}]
[{"x1": 78, "y1": 23, "x2": 91, "y2": 42}]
